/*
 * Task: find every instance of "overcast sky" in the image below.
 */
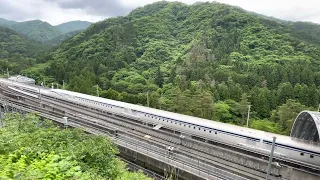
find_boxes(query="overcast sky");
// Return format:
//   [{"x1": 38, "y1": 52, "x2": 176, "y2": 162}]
[{"x1": 0, "y1": 0, "x2": 319, "y2": 25}]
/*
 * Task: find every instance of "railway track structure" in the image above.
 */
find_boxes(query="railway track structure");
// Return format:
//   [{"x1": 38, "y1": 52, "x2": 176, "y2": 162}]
[{"x1": 0, "y1": 82, "x2": 319, "y2": 180}]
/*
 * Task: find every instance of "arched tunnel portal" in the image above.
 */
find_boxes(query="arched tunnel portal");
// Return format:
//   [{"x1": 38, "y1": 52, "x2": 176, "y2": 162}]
[{"x1": 290, "y1": 111, "x2": 320, "y2": 143}]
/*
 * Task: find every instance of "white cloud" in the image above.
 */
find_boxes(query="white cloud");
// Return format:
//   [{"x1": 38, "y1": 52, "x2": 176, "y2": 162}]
[
  {"x1": 0, "y1": 0, "x2": 320, "y2": 25},
  {"x1": 120, "y1": 0, "x2": 320, "y2": 23},
  {"x1": 217, "y1": 0, "x2": 320, "y2": 23},
  {"x1": 0, "y1": 0, "x2": 105, "y2": 25}
]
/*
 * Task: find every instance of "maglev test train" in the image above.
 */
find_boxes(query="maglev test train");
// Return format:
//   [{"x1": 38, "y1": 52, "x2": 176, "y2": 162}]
[{"x1": 1, "y1": 78, "x2": 319, "y2": 168}]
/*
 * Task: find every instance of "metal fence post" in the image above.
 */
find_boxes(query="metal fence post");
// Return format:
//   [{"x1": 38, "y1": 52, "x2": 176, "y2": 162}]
[
  {"x1": 63, "y1": 117, "x2": 68, "y2": 129},
  {"x1": 266, "y1": 137, "x2": 276, "y2": 180}
]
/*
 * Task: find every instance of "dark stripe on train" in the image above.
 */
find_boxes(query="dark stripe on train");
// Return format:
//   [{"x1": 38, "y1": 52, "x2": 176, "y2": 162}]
[{"x1": 263, "y1": 140, "x2": 320, "y2": 156}]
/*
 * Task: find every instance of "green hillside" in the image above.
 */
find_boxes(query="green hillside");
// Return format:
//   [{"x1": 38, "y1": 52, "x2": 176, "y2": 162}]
[
  {"x1": 56, "y1": 20, "x2": 91, "y2": 34},
  {"x1": 10, "y1": 20, "x2": 62, "y2": 42},
  {"x1": 250, "y1": 13, "x2": 320, "y2": 46},
  {"x1": 0, "y1": 18, "x2": 91, "y2": 44},
  {"x1": 287, "y1": 21, "x2": 320, "y2": 46},
  {"x1": 24, "y1": 1, "x2": 320, "y2": 135},
  {"x1": 0, "y1": 18, "x2": 17, "y2": 27},
  {"x1": 0, "y1": 26, "x2": 49, "y2": 74},
  {"x1": 46, "y1": 30, "x2": 82, "y2": 46}
]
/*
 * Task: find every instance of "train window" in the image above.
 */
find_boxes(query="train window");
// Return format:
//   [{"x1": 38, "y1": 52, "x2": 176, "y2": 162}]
[
  {"x1": 170, "y1": 121, "x2": 172, "y2": 123},
  {"x1": 198, "y1": 128, "x2": 200, "y2": 130},
  {"x1": 310, "y1": 155, "x2": 314, "y2": 158},
  {"x1": 193, "y1": 127, "x2": 195, "y2": 129},
  {"x1": 209, "y1": 131, "x2": 212, "y2": 133},
  {"x1": 175, "y1": 122, "x2": 177, "y2": 124},
  {"x1": 204, "y1": 129, "x2": 206, "y2": 132},
  {"x1": 189, "y1": 125, "x2": 191, "y2": 128},
  {"x1": 215, "y1": 132, "x2": 217, "y2": 134},
  {"x1": 300, "y1": 153, "x2": 304, "y2": 156}
]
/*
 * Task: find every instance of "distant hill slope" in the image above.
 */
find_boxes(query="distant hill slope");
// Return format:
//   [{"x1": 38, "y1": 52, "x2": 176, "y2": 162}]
[
  {"x1": 46, "y1": 30, "x2": 82, "y2": 46},
  {"x1": 10, "y1": 20, "x2": 62, "y2": 42},
  {"x1": 0, "y1": 26, "x2": 49, "y2": 73},
  {"x1": 56, "y1": 21, "x2": 91, "y2": 34},
  {"x1": 0, "y1": 18, "x2": 17, "y2": 28},
  {"x1": 0, "y1": 18, "x2": 90, "y2": 44},
  {"x1": 287, "y1": 21, "x2": 320, "y2": 46},
  {"x1": 250, "y1": 13, "x2": 320, "y2": 46}
]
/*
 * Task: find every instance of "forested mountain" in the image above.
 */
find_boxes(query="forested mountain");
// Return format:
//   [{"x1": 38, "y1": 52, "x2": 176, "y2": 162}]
[
  {"x1": 0, "y1": 18, "x2": 17, "y2": 27},
  {"x1": 0, "y1": 26, "x2": 49, "y2": 74},
  {"x1": 22, "y1": 1, "x2": 320, "y2": 135},
  {"x1": 0, "y1": 18, "x2": 91, "y2": 44},
  {"x1": 251, "y1": 13, "x2": 320, "y2": 46},
  {"x1": 46, "y1": 30, "x2": 82, "y2": 46},
  {"x1": 10, "y1": 20, "x2": 62, "y2": 42},
  {"x1": 287, "y1": 21, "x2": 320, "y2": 46},
  {"x1": 56, "y1": 20, "x2": 92, "y2": 34}
]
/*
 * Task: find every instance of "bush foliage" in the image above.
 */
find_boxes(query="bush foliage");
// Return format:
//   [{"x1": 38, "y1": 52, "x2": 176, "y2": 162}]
[{"x1": 0, "y1": 113, "x2": 151, "y2": 180}]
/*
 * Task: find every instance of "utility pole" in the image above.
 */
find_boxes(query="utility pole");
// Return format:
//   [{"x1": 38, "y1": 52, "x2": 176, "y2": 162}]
[
  {"x1": 62, "y1": 80, "x2": 65, "y2": 89},
  {"x1": 266, "y1": 137, "x2": 276, "y2": 180},
  {"x1": 51, "y1": 83, "x2": 53, "y2": 89},
  {"x1": 96, "y1": 84, "x2": 99, "y2": 97},
  {"x1": 6, "y1": 68, "x2": 9, "y2": 78},
  {"x1": 246, "y1": 105, "x2": 251, "y2": 128},
  {"x1": 147, "y1": 91, "x2": 150, "y2": 107},
  {"x1": 43, "y1": 78, "x2": 46, "y2": 87}
]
